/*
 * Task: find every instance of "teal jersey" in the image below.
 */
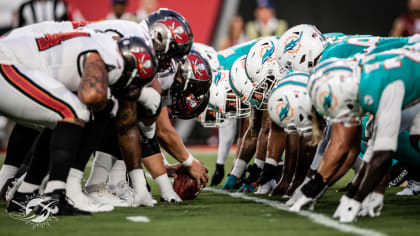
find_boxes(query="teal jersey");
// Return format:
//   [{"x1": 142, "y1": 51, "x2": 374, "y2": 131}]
[
  {"x1": 358, "y1": 48, "x2": 420, "y2": 114},
  {"x1": 217, "y1": 39, "x2": 257, "y2": 70},
  {"x1": 320, "y1": 35, "x2": 412, "y2": 63}
]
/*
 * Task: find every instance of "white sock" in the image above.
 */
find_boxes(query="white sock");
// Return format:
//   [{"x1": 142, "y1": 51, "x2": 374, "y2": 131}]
[
  {"x1": 66, "y1": 168, "x2": 83, "y2": 193},
  {"x1": 254, "y1": 158, "x2": 265, "y2": 169},
  {"x1": 217, "y1": 119, "x2": 237, "y2": 165},
  {"x1": 17, "y1": 181, "x2": 39, "y2": 193},
  {"x1": 128, "y1": 169, "x2": 147, "y2": 192},
  {"x1": 0, "y1": 164, "x2": 18, "y2": 190},
  {"x1": 265, "y1": 158, "x2": 278, "y2": 167},
  {"x1": 86, "y1": 151, "x2": 115, "y2": 186},
  {"x1": 154, "y1": 174, "x2": 173, "y2": 194},
  {"x1": 231, "y1": 159, "x2": 247, "y2": 178},
  {"x1": 44, "y1": 180, "x2": 66, "y2": 193},
  {"x1": 109, "y1": 160, "x2": 127, "y2": 186}
]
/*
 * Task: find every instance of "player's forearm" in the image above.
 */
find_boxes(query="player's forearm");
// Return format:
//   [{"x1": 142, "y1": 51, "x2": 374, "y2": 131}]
[{"x1": 156, "y1": 108, "x2": 189, "y2": 162}]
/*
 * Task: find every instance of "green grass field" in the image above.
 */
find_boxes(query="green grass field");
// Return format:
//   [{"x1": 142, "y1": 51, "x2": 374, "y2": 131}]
[{"x1": 0, "y1": 152, "x2": 420, "y2": 236}]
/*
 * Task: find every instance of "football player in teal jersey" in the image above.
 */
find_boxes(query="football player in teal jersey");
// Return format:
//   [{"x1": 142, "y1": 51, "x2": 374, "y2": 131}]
[
  {"x1": 307, "y1": 47, "x2": 420, "y2": 222},
  {"x1": 276, "y1": 24, "x2": 420, "y2": 209}
]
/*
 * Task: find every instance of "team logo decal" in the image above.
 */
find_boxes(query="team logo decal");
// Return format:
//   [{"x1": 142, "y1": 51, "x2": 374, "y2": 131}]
[
  {"x1": 260, "y1": 41, "x2": 276, "y2": 64},
  {"x1": 318, "y1": 85, "x2": 338, "y2": 111},
  {"x1": 158, "y1": 17, "x2": 189, "y2": 44},
  {"x1": 283, "y1": 32, "x2": 303, "y2": 54},
  {"x1": 131, "y1": 49, "x2": 154, "y2": 78},
  {"x1": 276, "y1": 97, "x2": 294, "y2": 121},
  {"x1": 187, "y1": 54, "x2": 210, "y2": 80},
  {"x1": 214, "y1": 71, "x2": 226, "y2": 85},
  {"x1": 186, "y1": 94, "x2": 198, "y2": 110},
  {"x1": 364, "y1": 95, "x2": 373, "y2": 106}
]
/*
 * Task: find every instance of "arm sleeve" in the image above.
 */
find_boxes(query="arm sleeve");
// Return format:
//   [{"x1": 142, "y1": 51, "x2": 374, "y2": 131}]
[{"x1": 371, "y1": 80, "x2": 405, "y2": 152}]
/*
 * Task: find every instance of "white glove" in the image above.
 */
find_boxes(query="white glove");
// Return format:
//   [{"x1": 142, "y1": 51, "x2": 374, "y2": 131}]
[
  {"x1": 359, "y1": 192, "x2": 384, "y2": 217},
  {"x1": 137, "y1": 87, "x2": 161, "y2": 115}
]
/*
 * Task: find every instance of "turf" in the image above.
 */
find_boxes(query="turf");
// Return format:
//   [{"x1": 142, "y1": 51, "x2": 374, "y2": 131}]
[{"x1": 0, "y1": 153, "x2": 419, "y2": 236}]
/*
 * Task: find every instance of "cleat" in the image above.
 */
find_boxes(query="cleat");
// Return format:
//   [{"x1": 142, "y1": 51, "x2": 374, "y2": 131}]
[
  {"x1": 210, "y1": 164, "x2": 225, "y2": 186},
  {"x1": 221, "y1": 174, "x2": 239, "y2": 190},
  {"x1": 108, "y1": 181, "x2": 136, "y2": 206},
  {"x1": 66, "y1": 189, "x2": 113, "y2": 213},
  {"x1": 286, "y1": 186, "x2": 303, "y2": 207},
  {"x1": 339, "y1": 198, "x2": 361, "y2": 223},
  {"x1": 237, "y1": 183, "x2": 256, "y2": 193},
  {"x1": 3, "y1": 174, "x2": 25, "y2": 202},
  {"x1": 289, "y1": 194, "x2": 314, "y2": 212},
  {"x1": 255, "y1": 179, "x2": 276, "y2": 195},
  {"x1": 42, "y1": 189, "x2": 91, "y2": 216},
  {"x1": 7, "y1": 190, "x2": 39, "y2": 213},
  {"x1": 160, "y1": 190, "x2": 182, "y2": 203},
  {"x1": 86, "y1": 184, "x2": 130, "y2": 207},
  {"x1": 334, "y1": 195, "x2": 350, "y2": 219},
  {"x1": 396, "y1": 180, "x2": 420, "y2": 196}
]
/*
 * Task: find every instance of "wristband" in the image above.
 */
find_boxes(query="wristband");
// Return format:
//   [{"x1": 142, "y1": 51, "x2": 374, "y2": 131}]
[{"x1": 181, "y1": 153, "x2": 194, "y2": 167}]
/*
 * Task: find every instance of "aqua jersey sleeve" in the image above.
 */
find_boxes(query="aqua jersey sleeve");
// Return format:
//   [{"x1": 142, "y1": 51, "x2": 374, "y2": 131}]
[
  {"x1": 320, "y1": 36, "x2": 411, "y2": 63},
  {"x1": 217, "y1": 39, "x2": 258, "y2": 70}
]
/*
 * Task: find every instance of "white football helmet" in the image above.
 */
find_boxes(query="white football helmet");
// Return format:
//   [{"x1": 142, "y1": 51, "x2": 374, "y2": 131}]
[
  {"x1": 276, "y1": 24, "x2": 328, "y2": 73},
  {"x1": 268, "y1": 73, "x2": 313, "y2": 135},
  {"x1": 198, "y1": 82, "x2": 226, "y2": 128},
  {"x1": 213, "y1": 70, "x2": 250, "y2": 118},
  {"x1": 308, "y1": 59, "x2": 363, "y2": 125},
  {"x1": 229, "y1": 56, "x2": 262, "y2": 110},
  {"x1": 193, "y1": 43, "x2": 221, "y2": 73},
  {"x1": 245, "y1": 36, "x2": 288, "y2": 109}
]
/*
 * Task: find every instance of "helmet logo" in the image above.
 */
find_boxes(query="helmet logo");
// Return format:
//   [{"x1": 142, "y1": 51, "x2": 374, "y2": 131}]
[
  {"x1": 158, "y1": 17, "x2": 189, "y2": 44},
  {"x1": 364, "y1": 95, "x2": 373, "y2": 106},
  {"x1": 283, "y1": 33, "x2": 303, "y2": 54},
  {"x1": 187, "y1": 54, "x2": 210, "y2": 80},
  {"x1": 131, "y1": 50, "x2": 154, "y2": 78},
  {"x1": 214, "y1": 71, "x2": 225, "y2": 85},
  {"x1": 276, "y1": 97, "x2": 294, "y2": 121},
  {"x1": 186, "y1": 94, "x2": 198, "y2": 109},
  {"x1": 260, "y1": 41, "x2": 276, "y2": 64},
  {"x1": 319, "y1": 85, "x2": 338, "y2": 111}
]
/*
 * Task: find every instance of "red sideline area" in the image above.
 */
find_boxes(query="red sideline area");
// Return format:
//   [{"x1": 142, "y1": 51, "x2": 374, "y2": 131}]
[
  {"x1": 186, "y1": 144, "x2": 237, "y2": 154},
  {"x1": 66, "y1": 0, "x2": 222, "y2": 44}
]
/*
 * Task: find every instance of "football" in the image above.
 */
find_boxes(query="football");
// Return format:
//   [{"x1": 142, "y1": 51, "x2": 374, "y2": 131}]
[{"x1": 173, "y1": 167, "x2": 202, "y2": 200}]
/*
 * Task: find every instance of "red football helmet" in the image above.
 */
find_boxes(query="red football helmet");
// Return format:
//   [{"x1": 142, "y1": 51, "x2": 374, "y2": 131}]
[
  {"x1": 146, "y1": 8, "x2": 193, "y2": 62},
  {"x1": 168, "y1": 91, "x2": 209, "y2": 120},
  {"x1": 171, "y1": 50, "x2": 212, "y2": 98},
  {"x1": 112, "y1": 36, "x2": 158, "y2": 99}
]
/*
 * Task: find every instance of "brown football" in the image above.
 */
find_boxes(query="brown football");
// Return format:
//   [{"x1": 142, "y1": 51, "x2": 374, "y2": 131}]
[{"x1": 173, "y1": 167, "x2": 202, "y2": 200}]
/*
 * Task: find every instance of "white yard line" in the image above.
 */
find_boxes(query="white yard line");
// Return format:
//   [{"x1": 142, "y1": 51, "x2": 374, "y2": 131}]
[{"x1": 204, "y1": 188, "x2": 387, "y2": 236}]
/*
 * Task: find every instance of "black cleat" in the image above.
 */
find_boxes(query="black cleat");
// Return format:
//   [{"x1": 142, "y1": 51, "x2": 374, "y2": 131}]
[
  {"x1": 42, "y1": 189, "x2": 92, "y2": 216},
  {"x1": 7, "y1": 190, "x2": 39, "y2": 213},
  {"x1": 1, "y1": 177, "x2": 17, "y2": 200},
  {"x1": 210, "y1": 164, "x2": 225, "y2": 186}
]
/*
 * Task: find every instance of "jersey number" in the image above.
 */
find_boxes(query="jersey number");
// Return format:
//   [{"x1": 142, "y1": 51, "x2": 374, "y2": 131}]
[{"x1": 36, "y1": 32, "x2": 91, "y2": 51}]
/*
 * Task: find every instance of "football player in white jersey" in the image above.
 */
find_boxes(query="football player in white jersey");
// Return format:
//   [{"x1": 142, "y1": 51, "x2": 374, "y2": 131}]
[
  {"x1": 0, "y1": 24, "x2": 158, "y2": 215},
  {"x1": 83, "y1": 10, "x2": 210, "y2": 204}
]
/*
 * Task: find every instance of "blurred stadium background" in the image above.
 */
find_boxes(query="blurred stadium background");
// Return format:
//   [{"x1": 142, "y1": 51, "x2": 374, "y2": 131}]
[{"x1": 0, "y1": 0, "x2": 410, "y2": 147}]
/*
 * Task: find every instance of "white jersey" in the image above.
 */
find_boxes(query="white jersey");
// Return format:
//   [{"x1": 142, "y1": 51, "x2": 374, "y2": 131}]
[
  {"x1": 7, "y1": 19, "x2": 153, "y2": 50},
  {"x1": 0, "y1": 30, "x2": 124, "y2": 91}
]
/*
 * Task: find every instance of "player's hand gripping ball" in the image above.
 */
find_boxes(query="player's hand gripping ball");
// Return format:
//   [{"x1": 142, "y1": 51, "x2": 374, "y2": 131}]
[{"x1": 173, "y1": 167, "x2": 202, "y2": 200}]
